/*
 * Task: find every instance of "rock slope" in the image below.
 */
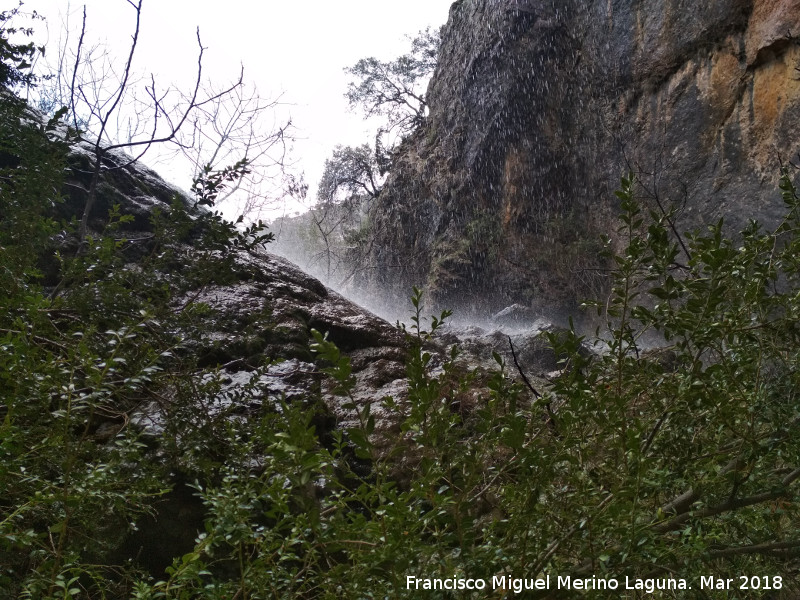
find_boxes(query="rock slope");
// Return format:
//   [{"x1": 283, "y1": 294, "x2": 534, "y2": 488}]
[
  {"x1": 57, "y1": 143, "x2": 410, "y2": 437},
  {"x1": 55, "y1": 138, "x2": 562, "y2": 447}
]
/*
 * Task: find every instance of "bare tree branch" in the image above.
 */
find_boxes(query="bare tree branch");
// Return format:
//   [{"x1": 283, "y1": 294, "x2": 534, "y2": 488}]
[
  {"x1": 654, "y1": 465, "x2": 800, "y2": 534},
  {"x1": 709, "y1": 539, "x2": 800, "y2": 559},
  {"x1": 68, "y1": 5, "x2": 85, "y2": 133}
]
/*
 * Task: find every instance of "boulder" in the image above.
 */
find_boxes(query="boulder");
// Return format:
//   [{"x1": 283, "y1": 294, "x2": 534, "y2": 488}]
[{"x1": 491, "y1": 303, "x2": 538, "y2": 327}]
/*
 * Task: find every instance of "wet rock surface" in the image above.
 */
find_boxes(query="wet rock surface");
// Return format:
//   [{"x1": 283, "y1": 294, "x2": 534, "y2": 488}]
[
  {"x1": 361, "y1": 0, "x2": 800, "y2": 316},
  {"x1": 124, "y1": 245, "x2": 411, "y2": 443},
  {"x1": 56, "y1": 142, "x2": 585, "y2": 444},
  {"x1": 170, "y1": 248, "x2": 410, "y2": 434},
  {"x1": 439, "y1": 318, "x2": 597, "y2": 378},
  {"x1": 51, "y1": 139, "x2": 412, "y2": 440},
  {"x1": 491, "y1": 303, "x2": 540, "y2": 328},
  {"x1": 51, "y1": 142, "x2": 417, "y2": 571}
]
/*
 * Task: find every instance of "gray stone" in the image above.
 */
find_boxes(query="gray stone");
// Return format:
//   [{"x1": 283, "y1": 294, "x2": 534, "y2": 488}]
[{"x1": 491, "y1": 303, "x2": 538, "y2": 327}]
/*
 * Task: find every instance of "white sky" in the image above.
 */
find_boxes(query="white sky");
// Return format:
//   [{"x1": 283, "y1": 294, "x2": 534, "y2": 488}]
[{"x1": 23, "y1": 0, "x2": 453, "y2": 219}]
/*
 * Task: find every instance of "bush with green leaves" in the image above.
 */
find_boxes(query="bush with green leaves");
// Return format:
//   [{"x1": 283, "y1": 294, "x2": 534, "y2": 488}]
[
  {"x1": 0, "y1": 70, "x2": 277, "y2": 595},
  {"x1": 0, "y1": 2, "x2": 45, "y2": 90},
  {"x1": 3, "y1": 13, "x2": 800, "y2": 597},
  {"x1": 126, "y1": 175, "x2": 800, "y2": 599}
]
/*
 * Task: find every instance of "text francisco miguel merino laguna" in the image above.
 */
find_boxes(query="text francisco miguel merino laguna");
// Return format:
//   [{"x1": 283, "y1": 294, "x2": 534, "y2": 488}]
[{"x1": 406, "y1": 574, "x2": 691, "y2": 594}]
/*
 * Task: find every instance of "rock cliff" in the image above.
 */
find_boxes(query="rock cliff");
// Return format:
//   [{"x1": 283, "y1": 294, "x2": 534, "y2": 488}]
[
  {"x1": 363, "y1": 0, "x2": 800, "y2": 316},
  {"x1": 51, "y1": 140, "x2": 409, "y2": 436}
]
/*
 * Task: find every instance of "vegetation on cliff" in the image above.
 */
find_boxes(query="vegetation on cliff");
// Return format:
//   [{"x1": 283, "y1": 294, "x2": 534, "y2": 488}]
[{"x1": 271, "y1": 27, "x2": 440, "y2": 289}]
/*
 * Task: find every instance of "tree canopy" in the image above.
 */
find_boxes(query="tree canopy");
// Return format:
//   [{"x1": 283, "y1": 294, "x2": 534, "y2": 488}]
[
  {"x1": 0, "y1": 2, "x2": 45, "y2": 89},
  {"x1": 317, "y1": 143, "x2": 381, "y2": 204},
  {"x1": 344, "y1": 26, "x2": 440, "y2": 141}
]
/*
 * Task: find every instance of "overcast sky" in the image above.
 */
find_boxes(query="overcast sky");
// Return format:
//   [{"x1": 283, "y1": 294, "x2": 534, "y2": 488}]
[{"x1": 25, "y1": 0, "x2": 453, "y2": 219}]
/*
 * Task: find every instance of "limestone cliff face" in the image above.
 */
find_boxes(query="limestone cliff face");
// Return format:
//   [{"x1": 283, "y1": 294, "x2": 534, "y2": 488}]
[{"x1": 364, "y1": 0, "x2": 800, "y2": 316}]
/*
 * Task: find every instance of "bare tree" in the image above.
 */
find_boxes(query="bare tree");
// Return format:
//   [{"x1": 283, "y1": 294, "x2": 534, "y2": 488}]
[
  {"x1": 167, "y1": 78, "x2": 291, "y2": 220},
  {"x1": 31, "y1": 0, "x2": 292, "y2": 236},
  {"x1": 306, "y1": 144, "x2": 382, "y2": 283}
]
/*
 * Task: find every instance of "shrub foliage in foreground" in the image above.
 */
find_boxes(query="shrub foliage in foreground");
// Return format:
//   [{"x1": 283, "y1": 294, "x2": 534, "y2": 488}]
[
  {"x1": 1, "y1": 63, "x2": 800, "y2": 600},
  {"x1": 133, "y1": 176, "x2": 800, "y2": 599}
]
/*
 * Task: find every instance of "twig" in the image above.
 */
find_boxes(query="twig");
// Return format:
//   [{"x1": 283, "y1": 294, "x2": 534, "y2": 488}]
[
  {"x1": 0, "y1": 328, "x2": 68, "y2": 352},
  {"x1": 654, "y1": 466, "x2": 800, "y2": 534},
  {"x1": 508, "y1": 336, "x2": 559, "y2": 437},
  {"x1": 709, "y1": 539, "x2": 800, "y2": 558}
]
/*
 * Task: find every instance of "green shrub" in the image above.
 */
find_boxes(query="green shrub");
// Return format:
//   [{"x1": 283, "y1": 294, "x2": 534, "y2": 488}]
[
  {"x1": 2, "y1": 19, "x2": 799, "y2": 595},
  {"x1": 128, "y1": 176, "x2": 800, "y2": 598},
  {"x1": 0, "y1": 77, "x2": 277, "y2": 596}
]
